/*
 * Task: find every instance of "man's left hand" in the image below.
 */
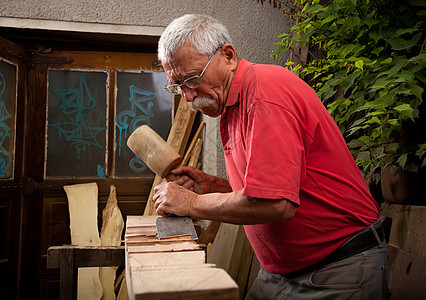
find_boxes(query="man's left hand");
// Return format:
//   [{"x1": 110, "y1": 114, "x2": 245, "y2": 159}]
[{"x1": 153, "y1": 181, "x2": 197, "y2": 217}]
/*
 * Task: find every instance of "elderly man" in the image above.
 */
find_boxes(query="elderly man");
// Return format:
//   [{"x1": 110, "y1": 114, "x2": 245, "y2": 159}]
[{"x1": 153, "y1": 14, "x2": 387, "y2": 299}]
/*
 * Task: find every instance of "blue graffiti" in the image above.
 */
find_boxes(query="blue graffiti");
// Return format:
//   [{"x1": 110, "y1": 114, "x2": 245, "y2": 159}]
[
  {"x1": 0, "y1": 70, "x2": 12, "y2": 178},
  {"x1": 49, "y1": 73, "x2": 106, "y2": 165},
  {"x1": 97, "y1": 164, "x2": 105, "y2": 178},
  {"x1": 116, "y1": 85, "x2": 156, "y2": 173}
]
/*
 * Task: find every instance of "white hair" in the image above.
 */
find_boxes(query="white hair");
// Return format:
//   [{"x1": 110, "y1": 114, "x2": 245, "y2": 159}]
[{"x1": 158, "y1": 14, "x2": 233, "y2": 63}]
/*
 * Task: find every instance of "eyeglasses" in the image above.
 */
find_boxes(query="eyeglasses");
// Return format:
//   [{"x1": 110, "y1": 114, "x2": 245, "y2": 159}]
[{"x1": 164, "y1": 49, "x2": 219, "y2": 95}]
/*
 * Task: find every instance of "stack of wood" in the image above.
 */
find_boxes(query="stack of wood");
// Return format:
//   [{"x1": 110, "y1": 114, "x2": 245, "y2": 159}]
[{"x1": 124, "y1": 215, "x2": 239, "y2": 299}]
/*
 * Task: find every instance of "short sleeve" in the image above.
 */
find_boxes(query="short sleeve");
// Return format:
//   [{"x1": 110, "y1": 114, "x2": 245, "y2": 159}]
[{"x1": 242, "y1": 100, "x2": 306, "y2": 205}]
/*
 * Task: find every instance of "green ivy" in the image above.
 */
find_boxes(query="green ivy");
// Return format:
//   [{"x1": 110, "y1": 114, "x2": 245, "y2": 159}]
[{"x1": 274, "y1": 0, "x2": 425, "y2": 183}]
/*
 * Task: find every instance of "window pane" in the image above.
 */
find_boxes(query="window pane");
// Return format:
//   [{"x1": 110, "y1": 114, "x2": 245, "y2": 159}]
[
  {"x1": 115, "y1": 71, "x2": 172, "y2": 177},
  {"x1": 46, "y1": 70, "x2": 107, "y2": 177},
  {"x1": 0, "y1": 60, "x2": 17, "y2": 179}
]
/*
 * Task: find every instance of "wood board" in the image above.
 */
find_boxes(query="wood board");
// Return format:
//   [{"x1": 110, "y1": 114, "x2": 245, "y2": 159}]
[{"x1": 64, "y1": 182, "x2": 103, "y2": 300}]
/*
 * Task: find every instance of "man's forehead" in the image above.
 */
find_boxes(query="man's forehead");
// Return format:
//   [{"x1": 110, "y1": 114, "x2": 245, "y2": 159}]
[{"x1": 163, "y1": 48, "x2": 206, "y2": 81}]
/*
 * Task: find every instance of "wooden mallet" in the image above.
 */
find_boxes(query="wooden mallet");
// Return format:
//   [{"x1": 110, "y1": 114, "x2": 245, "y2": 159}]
[{"x1": 127, "y1": 125, "x2": 182, "y2": 178}]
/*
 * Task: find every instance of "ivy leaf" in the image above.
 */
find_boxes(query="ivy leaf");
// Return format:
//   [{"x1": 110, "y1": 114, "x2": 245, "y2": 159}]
[
  {"x1": 346, "y1": 17, "x2": 361, "y2": 30},
  {"x1": 278, "y1": 33, "x2": 289, "y2": 39},
  {"x1": 398, "y1": 154, "x2": 408, "y2": 168},
  {"x1": 340, "y1": 44, "x2": 356, "y2": 58},
  {"x1": 356, "y1": 151, "x2": 371, "y2": 162},
  {"x1": 348, "y1": 139, "x2": 365, "y2": 148},
  {"x1": 408, "y1": 84, "x2": 424, "y2": 100},
  {"x1": 348, "y1": 126, "x2": 363, "y2": 136},
  {"x1": 371, "y1": 47, "x2": 384, "y2": 57},
  {"x1": 385, "y1": 143, "x2": 399, "y2": 153},
  {"x1": 394, "y1": 22, "x2": 422, "y2": 36},
  {"x1": 416, "y1": 143, "x2": 426, "y2": 157},
  {"x1": 396, "y1": 70, "x2": 415, "y2": 83},
  {"x1": 363, "y1": 17, "x2": 380, "y2": 28},
  {"x1": 355, "y1": 60, "x2": 364, "y2": 70},
  {"x1": 327, "y1": 2, "x2": 341, "y2": 15},
  {"x1": 380, "y1": 57, "x2": 393, "y2": 64},
  {"x1": 388, "y1": 32, "x2": 422, "y2": 51},
  {"x1": 305, "y1": 4, "x2": 323, "y2": 14},
  {"x1": 415, "y1": 71, "x2": 426, "y2": 83},
  {"x1": 394, "y1": 103, "x2": 414, "y2": 120},
  {"x1": 388, "y1": 119, "x2": 400, "y2": 126},
  {"x1": 408, "y1": 0, "x2": 426, "y2": 7}
]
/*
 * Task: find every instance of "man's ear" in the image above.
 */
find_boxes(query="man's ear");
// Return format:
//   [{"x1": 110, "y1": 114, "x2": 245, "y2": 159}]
[{"x1": 221, "y1": 43, "x2": 238, "y2": 71}]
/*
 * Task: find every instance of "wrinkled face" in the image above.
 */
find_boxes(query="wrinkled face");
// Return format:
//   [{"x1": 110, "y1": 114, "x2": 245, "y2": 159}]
[{"x1": 162, "y1": 43, "x2": 237, "y2": 118}]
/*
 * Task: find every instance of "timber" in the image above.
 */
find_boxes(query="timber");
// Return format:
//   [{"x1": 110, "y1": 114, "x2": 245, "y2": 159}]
[{"x1": 125, "y1": 216, "x2": 238, "y2": 299}]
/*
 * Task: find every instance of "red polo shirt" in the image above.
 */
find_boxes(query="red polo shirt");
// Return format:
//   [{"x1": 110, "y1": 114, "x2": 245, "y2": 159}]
[{"x1": 220, "y1": 59, "x2": 379, "y2": 274}]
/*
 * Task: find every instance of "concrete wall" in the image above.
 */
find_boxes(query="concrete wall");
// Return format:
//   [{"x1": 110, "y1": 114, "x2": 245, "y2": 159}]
[
  {"x1": 0, "y1": 0, "x2": 290, "y2": 65},
  {"x1": 0, "y1": 0, "x2": 292, "y2": 179}
]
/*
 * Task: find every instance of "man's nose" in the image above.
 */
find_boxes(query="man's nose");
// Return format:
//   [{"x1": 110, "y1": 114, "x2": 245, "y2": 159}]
[{"x1": 181, "y1": 86, "x2": 198, "y2": 102}]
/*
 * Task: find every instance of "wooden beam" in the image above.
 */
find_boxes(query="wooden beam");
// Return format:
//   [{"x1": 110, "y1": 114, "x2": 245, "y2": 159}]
[
  {"x1": 188, "y1": 138, "x2": 203, "y2": 168},
  {"x1": 182, "y1": 122, "x2": 206, "y2": 166}
]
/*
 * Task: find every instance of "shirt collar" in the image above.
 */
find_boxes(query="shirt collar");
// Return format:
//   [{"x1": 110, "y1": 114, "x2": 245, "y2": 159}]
[{"x1": 225, "y1": 59, "x2": 253, "y2": 108}]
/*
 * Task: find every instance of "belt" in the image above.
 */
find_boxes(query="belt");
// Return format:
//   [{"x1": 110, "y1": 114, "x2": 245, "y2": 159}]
[{"x1": 285, "y1": 220, "x2": 385, "y2": 278}]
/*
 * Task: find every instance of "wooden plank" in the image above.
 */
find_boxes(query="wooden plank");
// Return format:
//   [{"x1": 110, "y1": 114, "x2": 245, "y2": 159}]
[
  {"x1": 188, "y1": 138, "x2": 203, "y2": 168},
  {"x1": 100, "y1": 185, "x2": 125, "y2": 300},
  {"x1": 130, "y1": 264, "x2": 216, "y2": 272},
  {"x1": 228, "y1": 226, "x2": 254, "y2": 299},
  {"x1": 64, "y1": 182, "x2": 103, "y2": 300},
  {"x1": 126, "y1": 215, "x2": 158, "y2": 227},
  {"x1": 126, "y1": 237, "x2": 193, "y2": 245},
  {"x1": 388, "y1": 244, "x2": 426, "y2": 299},
  {"x1": 167, "y1": 96, "x2": 197, "y2": 156},
  {"x1": 143, "y1": 98, "x2": 196, "y2": 216},
  {"x1": 128, "y1": 251, "x2": 205, "y2": 269},
  {"x1": 182, "y1": 122, "x2": 206, "y2": 166},
  {"x1": 127, "y1": 241, "x2": 202, "y2": 254},
  {"x1": 197, "y1": 221, "x2": 221, "y2": 246},
  {"x1": 207, "y1": 223, "x2": 240, "y2": 270},
  {"x1": 130, "y1": 267, "x2": 239, "y2": 300},
  {"x1": 207, "y1": 224, "x2": 254, "y2": 299}
]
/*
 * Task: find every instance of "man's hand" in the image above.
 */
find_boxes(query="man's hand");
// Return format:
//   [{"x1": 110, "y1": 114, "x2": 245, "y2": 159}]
[
  {"x1": 153, "y1": 181, "x2": 197, "y2": 217},
  {"x1": 166, "y1": 166, "x2": 210, "y2": 194},
  {"x1": 166, "y1": 166, "x2": 232, "y2": 194}
]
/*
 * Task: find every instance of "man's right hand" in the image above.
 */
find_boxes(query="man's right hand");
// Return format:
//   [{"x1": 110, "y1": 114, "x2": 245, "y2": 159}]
[{"x1": 166, "y1": 166, "x2": 209, "y2": 194}]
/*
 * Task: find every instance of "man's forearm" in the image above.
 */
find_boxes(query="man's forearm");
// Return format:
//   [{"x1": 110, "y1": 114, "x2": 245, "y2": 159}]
[{"x1": 189, "y1": 190, "x2": 297, "y2": 225}]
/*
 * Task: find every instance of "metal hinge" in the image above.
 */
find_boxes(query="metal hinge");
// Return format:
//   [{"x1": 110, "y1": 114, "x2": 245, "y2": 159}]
[
  {"x1": 23, "y1": 177, "x2": 64, "y2": 195},
  {"x1": 0, "y1": 177, "x2": 64, "y2": 195}
]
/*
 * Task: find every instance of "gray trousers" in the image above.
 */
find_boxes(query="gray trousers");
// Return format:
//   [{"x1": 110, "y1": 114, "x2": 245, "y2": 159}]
[{"x1": 245, "y1": 240, "x2": 388, "y2": 300}]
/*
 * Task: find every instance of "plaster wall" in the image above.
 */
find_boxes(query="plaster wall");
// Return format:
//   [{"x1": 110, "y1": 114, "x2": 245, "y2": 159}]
[{"x1": 0, "y1": 0, "x2": 292, "y2": 180}]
